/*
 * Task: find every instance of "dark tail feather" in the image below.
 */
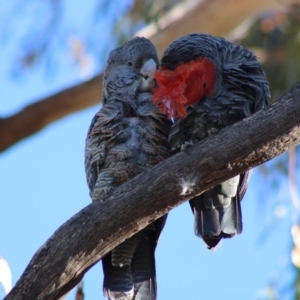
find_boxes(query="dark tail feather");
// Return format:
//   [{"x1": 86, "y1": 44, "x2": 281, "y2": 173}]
[
  {"x1": 190, "y1": 175, "x2": 243, "y2": 249},
  {"x1": 132, "y1": 226, "x2": 158, "y2": 300},
  {"x1": 102, "y1": 253, "x2": 134, "y2": 300},
  {"x1": 102, "y1": 215, "x2": 166, "y2": 300}
]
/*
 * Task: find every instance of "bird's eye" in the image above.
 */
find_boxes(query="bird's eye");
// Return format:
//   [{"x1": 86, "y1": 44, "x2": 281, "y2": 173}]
[
  {"x1": 127, "y1": 61, "x2": 133, "y2": 66},
  {"x1": 203, "y1": 82, "x2": 206, "y2": 88}
]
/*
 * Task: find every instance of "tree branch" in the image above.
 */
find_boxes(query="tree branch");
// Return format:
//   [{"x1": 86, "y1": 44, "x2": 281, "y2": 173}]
[
  {"x1": 0, "y1": 75, "x2": 103, "y2": 153},
  {"x1": 4, "y1": 82, "x2": 300, "y2": 300},
  {"x1": 139, "y1": 0, "x2": 280, "y2": 56},
  {"x1": 0, "y1": 0, "x2": 281, "y2": 152}
]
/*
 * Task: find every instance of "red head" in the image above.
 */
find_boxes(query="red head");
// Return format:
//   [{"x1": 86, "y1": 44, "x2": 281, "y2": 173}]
[{"x1": 152, "y1": 57, "x2": 216, "y2": 119}]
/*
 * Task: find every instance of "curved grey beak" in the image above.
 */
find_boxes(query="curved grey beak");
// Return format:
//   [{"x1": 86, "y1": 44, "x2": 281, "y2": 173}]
[{"x1": 138, "y1": 58, "x2": 157, "y2": 92}]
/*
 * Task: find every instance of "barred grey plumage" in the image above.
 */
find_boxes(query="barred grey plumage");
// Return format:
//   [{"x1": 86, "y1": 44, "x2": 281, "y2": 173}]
[
  {"x1": 85, "y1": 37, "x2": 171, "y2": 299},
  {"x1": 154, "y1": 33, "x2": 270, "y2": 249}
]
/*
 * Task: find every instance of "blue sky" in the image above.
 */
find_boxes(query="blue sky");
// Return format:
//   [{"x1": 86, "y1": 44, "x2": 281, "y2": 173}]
[{"x1": 0, "y1": 1, "x2": 297, "y2": 299}]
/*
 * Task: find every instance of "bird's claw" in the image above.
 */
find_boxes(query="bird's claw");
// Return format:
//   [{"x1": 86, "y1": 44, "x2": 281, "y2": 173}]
[
  {"x1": 207, "y1": 127, "x2": 218, "y2": 135},
  {"x1": 181, "y1": 141, "x2": 194, "y2": 152}
]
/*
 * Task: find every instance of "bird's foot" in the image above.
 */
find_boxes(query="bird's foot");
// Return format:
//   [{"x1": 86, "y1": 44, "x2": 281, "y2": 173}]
[
  {"x1": 207, "y1": 127, "x2": 218, "y2": 135},
  {"x1": 181, "y1": 141, "x2": 194, "y2": 152},
  {"x1": 92, "y1": 185, "x2": 114, "y2": 202}
]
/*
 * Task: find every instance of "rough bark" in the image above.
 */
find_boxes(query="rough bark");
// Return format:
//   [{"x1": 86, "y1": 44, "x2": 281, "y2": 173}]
[
  {"x1": 0, "y1": 0, "x2": 281, "y2": 153},
  {"x1": 4, "y1": 82, "x2": 300, "y2": 300}
]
